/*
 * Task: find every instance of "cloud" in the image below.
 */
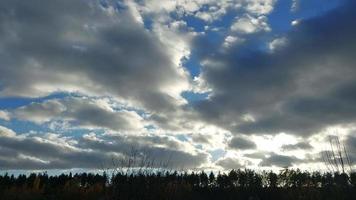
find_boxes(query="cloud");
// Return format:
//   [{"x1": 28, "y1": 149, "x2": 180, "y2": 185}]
[
  {"x1": 0, "y1": 126, "x2": 208, "y2": 170},
  {"x1": 244, "y1": 0, "x2": 276, "y2": 15},
  {"x1": 216, "y1": 157, "x2": 246, "y2": 169},
  {"x1": 281, "y1": 142, "x2": 313, "y2": 151},
  {"x1": 223, "y1": 36, "x2": 245, "y2": 48},
  {"x1": 0, "y1": 126, "x2": 16, "y2": 137},
  {"x1": 291, "y1": 19, "x2": 300, "y2": 26},
  {"x1": 0, "y1": 0, "x2": 279, "y2": 136},
  {"x1": 0, "y1": 0, "x2": 354, "y2": 171},
  {"x1": 193, "y1": 0, "x2": 356, "y2": 136},
  {"x1": 14, "y1": 100, "x2": 66, "y2": 124},
  {"x1": 243, "y1": 151, "x2": 266, "y2": 159},
  {"x1": 346, "y1": 135, "x2": 356, "y2": 151},
  {"x1": 79, "y1": 133, "x2": 208, "y2": 169},
  {"x1": 291, "y1": 0, "x2": 299, "y2": 12},
  {"x1": 230, "y1": 14, "x2": 270, "y2": 34},
  {"x1": 228, "y1": 136, "x2": 256, "y2": 150},
  {"x1": 0, "y1": 110, "x2": 10, "y2": 121},
  {"x1": 259, "y1": 153, "x2": 301, "y2": 167},
  {"x1": 345, "y1": 134, "x2": 356, "y2": 162},
  {"x1": 139, "y1": 0, "x2": 276, "y2": 22},
  {"x1": 13, "y1": 97, "x2": 145, "y2": 132},
  {"x1": 191, "y1": 133, "x2": 212, "y2": 144},
  {"x1": 0, "y1": 0, "x2": 189, "y2": 115},
  {"x1": 268, "y1": 37, "x2": 287, "y2": 52},
  {"x1": 0, "y1": 127, "x2": 108, "y2": 169}
]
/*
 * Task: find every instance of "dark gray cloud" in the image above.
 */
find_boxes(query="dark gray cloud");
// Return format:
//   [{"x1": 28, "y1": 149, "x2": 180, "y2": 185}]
[
  {"x1": 259, "y1": 153, "x2": 301, "y2": 167},
  {"x1": 0, "y1": 126, "x2": 119, "y2": 169},
  {"x1": 13, "y1": 97, "x2": 144, "y2": 131},
  {"x1": 0, "y1": 0, "x2": 188, "y2": 115},
  {"x1": 345, "y1": 135, "x2": 356, "y2": 163},
  {"x1": 192, "y1": 0, "x2": 356, "y2": 136},
  {"x1": 80, "y1": 135, "x2": 207, "y2": 169},
  {"x1": 281, "y1": 142, "x2": 313, "y2": 151},
  {"x1": 216, "y1": 157, "x2": 246, "y2": 169},
  {"x1": 191, "y1": 133, "x2": 212, "y2": 144},
  {"x1": 228, "y1": 136, "x2": 256, "y2": 150},
  {"x1": 243, "y1": 152, "x2": 267, "y2": 159},
  {"x1": 0, "y1": 126, "x2": 208, "y2": 170},
  {"x1": 346, "y1": 135, "x2": 356, "y2": 152}
]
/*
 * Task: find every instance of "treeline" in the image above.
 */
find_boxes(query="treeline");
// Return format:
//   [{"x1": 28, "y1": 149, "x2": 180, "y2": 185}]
[{"x1": 1, "y1": 169, "x2": 356, "y2": 200}]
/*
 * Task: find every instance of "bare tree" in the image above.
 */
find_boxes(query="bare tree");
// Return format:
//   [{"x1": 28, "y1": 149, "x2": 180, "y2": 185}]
[{"x1": 322, "y1": 135, "x2": 353, "y2": 174}]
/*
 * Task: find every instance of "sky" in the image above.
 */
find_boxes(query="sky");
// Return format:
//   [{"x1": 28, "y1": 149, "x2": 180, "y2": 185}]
[{"x1": 0, "y1": 0, "x2": 356, "y2": 173}]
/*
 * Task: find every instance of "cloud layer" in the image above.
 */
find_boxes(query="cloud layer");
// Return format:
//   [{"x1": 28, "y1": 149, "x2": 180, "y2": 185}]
[
  {"x1": 0, "y1": 0, "x2": 189, "y2": 114},
  {"x1": 0, "y1": 126, "x2": 208, "y2": 170},
  {"x1": 0, "y1": 0, "x2": 356, "y2": 171},
  {"x1": 193, "y1": 0, "x2": 356, "y2": 137}
]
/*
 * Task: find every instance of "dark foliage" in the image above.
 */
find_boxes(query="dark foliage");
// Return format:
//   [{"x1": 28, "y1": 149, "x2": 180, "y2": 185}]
[{"x1": 0, "y1": 169, "x2": 356, "y2": 200}]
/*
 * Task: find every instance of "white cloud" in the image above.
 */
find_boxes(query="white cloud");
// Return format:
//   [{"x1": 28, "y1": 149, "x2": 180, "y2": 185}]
[
  {"x1": 291, "y1": 19, "x2": 300, "y2": 26},
  {"x1": 223, "y1": 35, "x2": 245, "y2": 48},
  {"x1": 191, "y1": 75, "x2": 212, "y2": 94},
  {"x1": 231, "y1": 14, "x2": 270, "y2": 34},
  {"x1": 0, "y1": 110, "x2": 10, "y2": 121},
  {"x1": 0, "y1": 126, "x2": 16, "y2": 137},
  {"x1": 268, "y1": 37, "x2": 287, "y2": 52},
  {"x1": 291, "y1": 0, "x2": 299, "y2": 12},
  {"x1": 137, "y1": 0, "x2": 276, "y2": 24},
  {"x1": 245, "y1": 0, "x2": 276, "y2": 15}
]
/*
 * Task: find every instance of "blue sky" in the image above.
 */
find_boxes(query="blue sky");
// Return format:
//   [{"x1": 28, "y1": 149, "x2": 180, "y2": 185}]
[{"x1": 0, "y1": 0, "x2": 356, "y2": 173}]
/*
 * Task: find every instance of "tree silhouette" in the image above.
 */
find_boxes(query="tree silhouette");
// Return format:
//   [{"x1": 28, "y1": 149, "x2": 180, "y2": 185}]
[{"x1": 1, "y1": 169, "x2": 356, "y2": 199}]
